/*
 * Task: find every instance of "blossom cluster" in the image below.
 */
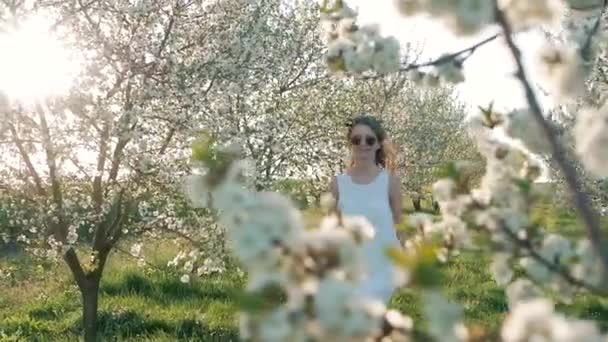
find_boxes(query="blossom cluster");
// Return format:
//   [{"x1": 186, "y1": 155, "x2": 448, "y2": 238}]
[
  {"x1": 320, "y1": 1, "x2": 401, "y2": 75},
  {"x1": 186, "y1": 143, "x2": 413, "y2": 341}
]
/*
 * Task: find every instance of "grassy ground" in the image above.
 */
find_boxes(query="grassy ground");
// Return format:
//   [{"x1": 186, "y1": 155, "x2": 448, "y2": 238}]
[{"x1": 1, "y1": 199, "x2": 607, "y2": 341}]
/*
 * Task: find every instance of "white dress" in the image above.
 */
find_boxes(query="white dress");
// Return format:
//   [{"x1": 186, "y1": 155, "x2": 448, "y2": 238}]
[{"x1": 336, "y1": 169, "x2": 401, "y2": 303}]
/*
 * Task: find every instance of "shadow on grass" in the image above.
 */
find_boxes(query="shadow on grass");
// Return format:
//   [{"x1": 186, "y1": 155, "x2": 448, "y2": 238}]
[
  {"x1": 86, "y1": 310, "x2": 238, "y2": 340},
  {"x1": 2, "y1": 310, "x2": 238, "y2": 341},
  {"x1": 101, "y1": 272, "x2": 239, "y2": 305}
]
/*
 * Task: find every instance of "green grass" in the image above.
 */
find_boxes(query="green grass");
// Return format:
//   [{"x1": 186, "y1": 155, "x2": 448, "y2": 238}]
[
  {"x1": 1, "y1": 199, "x2": 608, "y2": 341},
  {"x1": 0, "y1": 243, "x2": 242, "y2": 341}
]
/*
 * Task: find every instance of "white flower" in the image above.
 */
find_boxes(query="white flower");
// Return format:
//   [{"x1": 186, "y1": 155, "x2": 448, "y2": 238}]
[
  {"x1": 499, "y1": 0, "x2": 564, "y2": 31},
  {"x1": 575, "y1": 106, "x2": 608, "y2": 177},
  {"x1": 315, "y1": 279, "x2": 383, "y2": 337},
  {"x1": 180, "y1": 274, "x2": 190, "y2": 283},
  {"x1": 432, "y1": 179, "x2": 456, "y2": 202},
  {"x1": 539, "y1": 234, "x2": 574, "y2": 264},
  {"x1": 501, "y1": 298, "x2": 555, "y2": 342},
  {"x1": 551, "y1": 317, "x2": 602, "y2": 342},
  {"x1": 372, "y1": 37, "x2": 401, "y2": 74},
  {"x1": 385, "y1": 309, "x2": 414, "y2": 330},
  {"x1": 422, "y1": 72, "x2": 440, "y2": 87},
  {"x1": 505, "y1": 278, "x2": 542, "y2": 308},
  {"x1": 298, "y1": 228, "x2": 366, "y2": 280},
  {"x1": 408, "y1": 213, "x2": 434, "y2": 230},
  {"x1": 258, "y1": 308, "x2": 293, "y2": 342},
  {"x1": 490, "y1": 253, "x2": 513, "y2": 285},
  {"x1": 572, "y1": 239, "x2": 603, "y2": 287},
  {"x1": 422, "y1": 290, "x2": 463, "y2": 342},
  {"x1": 406, "y1": 69, "x2": 424, "y2": 83},
  {"x1": 319, "y1": 192, "x2": 336, "y2": 212},
  {"x1": 502, "y1": 298, "x2": 602, "y2": 342},
  {"x1": 444, "y1": 0, "x2": 495, "y2": 36},
  {"x1": 184, "y1": 174, "x2": 209, "y2": 208},
  {"x1": 183, "y1": 260, "x2": 194, "y2": 273},
  {"x1": 342, "y1": 215, "x2": 376, "y2": 242},
  {"x1": 537, "y1": 43, "x2": 587, "y2": 101},
  {"x1": 130, "y1": 243, "x2": 142, "y2": 258},
  {"x1": 503, "y1": 109, "x2": 551, "y2": 154},
  {"x1": 66, "y1": 225, "x2": 78, "y2": 245},
  {"x1": 520, "y1": 257, "x2": 552, "y2": 283},
  {"x1": 436, "y1": 59, "x2": 465, "y2": 84}
]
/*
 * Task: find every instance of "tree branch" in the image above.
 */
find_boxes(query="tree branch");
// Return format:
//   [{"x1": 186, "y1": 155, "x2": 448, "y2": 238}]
[
  {"x1": 35, "y1": 102, "x2": 63, "y2": 210},
  {"x1": 399, "y1": 33, "x2": 500, "y2": 73},
  {"x1": 64, "y1": 248, "x2": 87, "y2": 289},
  {"x1": 496, "y1": 222, "x2": 607, "y2": 295},
  {"x1": 7, "y1": 122, "x2": 46, "y2": 196},
  {"x1": 494, "y1": 1, "x2": 608, "y2": 275}
]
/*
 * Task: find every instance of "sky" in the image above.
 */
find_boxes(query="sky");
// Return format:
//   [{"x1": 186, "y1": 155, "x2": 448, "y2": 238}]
[{"x1": 348, "y1": 0, "x2": 555, "y2": 114}]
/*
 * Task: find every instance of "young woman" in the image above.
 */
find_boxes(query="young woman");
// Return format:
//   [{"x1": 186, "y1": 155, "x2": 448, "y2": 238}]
[{"x1": 329, "y1": 114, "x2": 403, "y2": 303}]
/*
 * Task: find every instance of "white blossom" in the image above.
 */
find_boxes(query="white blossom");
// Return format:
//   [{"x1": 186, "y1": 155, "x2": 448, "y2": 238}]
[
  {"x1": 130, "y1": 243, "x2": 142, "y2": 258},
  {"x1": 257, "y1": 308, "x2": 293, "y2": 341},
  {"x1": 505, "y1": 278, "x2": 543, "y2": 308},
  {"x1": 571, "y1": 239, "x2": 604, "y2": 287},
  {"x1": 501, "y1": 298, "x2": 602, "y2": 342},
  {"x1": 503, "y1": 109, "x2": 551, "y2": 154},
  {"x1": 491, "y1": 252, "x2": 514, "y2": 285},
  {"x1": 432, "y1": 179, "x2": 456, "y2": 202},
  {"x1": 422, "y1": 290, "x2": 464, "y2": 342},
  {"x1": 436, "y1": 59, "x2": 465, "y2": 84},
  {"x1": 536, "y1": 43, "x2": 587, "y2": 101},
  {"x1": 315, "y1": 279, "x2": 383, "y2": 337},
  {"x1": 499, "y1": 0, "x2": 565, "y2": 31},
  {"x1": 574, "y1": 106, "x2": 608, "y2": 177}
]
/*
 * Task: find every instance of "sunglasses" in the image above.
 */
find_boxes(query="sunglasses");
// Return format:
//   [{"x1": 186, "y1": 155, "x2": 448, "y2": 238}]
[{"x1": 350, "y1": 135, "x2": 377, "y2": 146}]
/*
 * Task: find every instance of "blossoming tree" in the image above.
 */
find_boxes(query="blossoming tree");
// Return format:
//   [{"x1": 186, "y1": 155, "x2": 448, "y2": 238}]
[
  {"x1": 0, "y1": 0, "x2": 328, "y2": 340},
  {"x1": 184, "y1": 0, "x2": 608, "y2": 341}
]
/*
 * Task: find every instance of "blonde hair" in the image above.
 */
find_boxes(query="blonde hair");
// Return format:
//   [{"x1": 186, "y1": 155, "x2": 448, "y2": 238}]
[{"x1": 346, "y1": 114, "x2": 397, "y2": 172}]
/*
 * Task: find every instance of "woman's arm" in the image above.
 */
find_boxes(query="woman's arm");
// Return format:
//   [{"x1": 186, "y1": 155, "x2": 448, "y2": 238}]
[{"x1": 388, "y1": 172, "x2": 403, "y2": 225}]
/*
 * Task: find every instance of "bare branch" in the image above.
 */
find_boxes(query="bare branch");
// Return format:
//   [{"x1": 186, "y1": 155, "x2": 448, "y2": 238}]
[
  {"x1": 7, "y1": 122, "x2": 46, "y2": 196},
  {"x1": 398, "y1": 33, "x2": 500, "y2": 73}
]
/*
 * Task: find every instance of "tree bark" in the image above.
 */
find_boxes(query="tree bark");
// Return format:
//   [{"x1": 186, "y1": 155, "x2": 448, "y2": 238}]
[
  {"x1": 432, "y1": 201, "x2": 440, "y2": 213},
  {"x1": 82, "y1": 277, "x2": 101, "y2": 342},
  {"x1": 64, "y1": 247, "x2": 110, "y2": 342},
  {"x1": 412, "y1": 197, "x2": 421, "y2": 211}
]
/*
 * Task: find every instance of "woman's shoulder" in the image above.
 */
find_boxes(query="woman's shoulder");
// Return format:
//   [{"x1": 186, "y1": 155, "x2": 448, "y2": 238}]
[{"x1": 384, "y1": 169, "x2": 401, "y2": 184}]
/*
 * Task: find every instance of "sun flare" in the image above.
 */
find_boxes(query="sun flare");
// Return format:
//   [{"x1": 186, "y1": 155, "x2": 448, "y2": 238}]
[{"x1": 0, "y1": 14, "x2": 79, "y2": 102}]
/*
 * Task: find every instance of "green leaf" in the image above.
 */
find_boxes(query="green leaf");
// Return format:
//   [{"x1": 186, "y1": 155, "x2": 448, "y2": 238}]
[
  {"x1": 191, "y1": 133, "x2": 215, "y2": 162},
  {"x1": 513, "y1": 177, "x2": 531, "y2": 195}
]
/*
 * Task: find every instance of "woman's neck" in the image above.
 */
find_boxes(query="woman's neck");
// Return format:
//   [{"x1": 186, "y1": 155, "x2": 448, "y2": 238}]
[{"x1": 350, "y1": 161, "x2": 378, "y2": 173}]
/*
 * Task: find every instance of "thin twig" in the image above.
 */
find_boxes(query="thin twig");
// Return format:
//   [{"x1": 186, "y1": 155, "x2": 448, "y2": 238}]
[
  {"x1": 496, "y1": 222, "x2": 607, "y2": 295},
  {"x1": 398, "y1": 33, "x2": 501, "y2": 72},
  {"x1": 580, "y1": 0, "x2": 608, "y2": 62},
  {"x1": 494, "y1": 2, "x2": 608, "y2": 275}
]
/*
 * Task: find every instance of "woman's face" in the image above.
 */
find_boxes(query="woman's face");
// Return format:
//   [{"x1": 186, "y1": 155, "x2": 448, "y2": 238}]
[{"x1": 349, "y1": 124, "x2": 380, "y2": 162}]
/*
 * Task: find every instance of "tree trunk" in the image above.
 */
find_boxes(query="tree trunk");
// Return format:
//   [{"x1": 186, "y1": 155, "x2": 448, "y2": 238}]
[
  {"x1": 64, "y1": 248, "x2": 108, "y2": 342},
  {"x1": 82, "y1": 277, "x2": 101, "y2": 342},
  {"x1": 412, "y1": 197, "x2": 421, "y2": 211},
  {"x1": 433, "y1": 201, "x2": 440, "y2": 213}
]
